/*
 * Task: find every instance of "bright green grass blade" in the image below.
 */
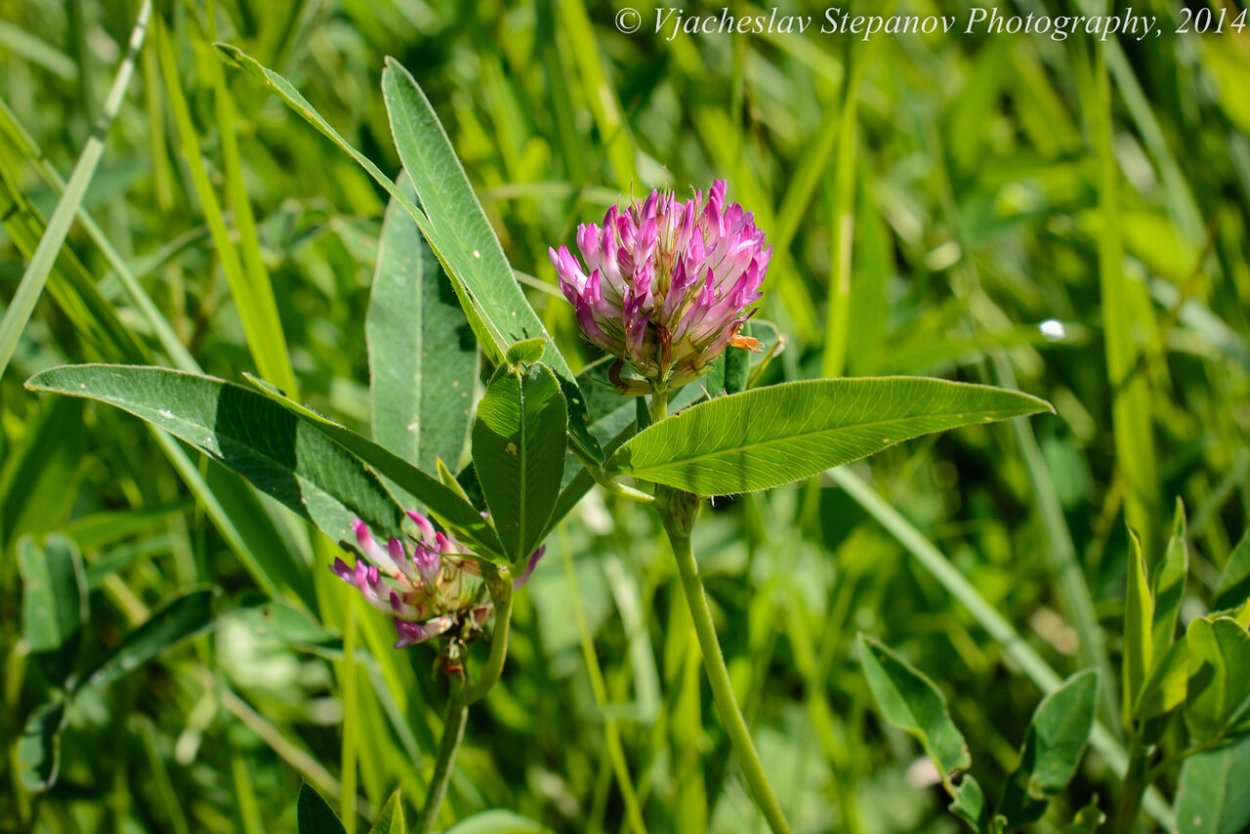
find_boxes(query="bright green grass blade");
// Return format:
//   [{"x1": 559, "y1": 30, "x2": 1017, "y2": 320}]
[
  {"x1": 1086, "y1": 43, "x2": 1161, "y2": 558},
  {"x1": 0, "y1": 19, "x2": 76, "y2": 81},
  {"x1": 0, "y1": 97, "x2": 197, "y2": 372},
  {"x1": 156, "y1": 16, "x2": 297, "y2": 395},
  {"x1": 0, "y1": 0, "x2": 151, "y2": 382},
  {"x1": 554, "y1": 0, "x2": 636, "y2": 189}
]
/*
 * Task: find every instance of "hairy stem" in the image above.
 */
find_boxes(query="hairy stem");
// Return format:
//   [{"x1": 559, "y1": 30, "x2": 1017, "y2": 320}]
[
  {"x1": 466, "y1": 571, "x2": 514, "y2": 703},
  {"x1": 659, "y1": 500, "x2": 792, "y2": 834},
  {"x1": 414, "y1": 677, "x2": 469, "y2": 834},
  {"x1": 416, "y1": 573, "x2": 514, "y2": 833}
]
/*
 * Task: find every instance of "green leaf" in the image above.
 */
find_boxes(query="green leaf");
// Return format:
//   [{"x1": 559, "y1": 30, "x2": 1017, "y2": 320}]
[
  {"x1": 297, "y1": 782, "x2": 346, "y2": 834},
  {"x1": 83, "y1": 588, "x2": 216, "y2": 690},
  {"x1": 378, "y1": 57, "x2": 599, "y2": 463},
  {"x1": 506, "y1": 338, "x2": 547, "y2": 366},
  {"x1": 368, "y1": 789, "x2": 405, "y2": 834},
  {"x1": 1134, "y1": 638, "x2": 1189, "y2": 721},
  {"x1": 472, "y1": 363, "x2": 567, "y2": 562},
  {"x1": 18, "y1": 535, "x2": 87, "y2": 654},
  {"x1": 858, "y1": 634, "x2": 971, "y2": 778},
  {"x1": 949, "y1": 775, "x2": 989, "y2": 833},
  {"x1": 1174, "y1": 735, "x2": 1250, "y2": 834},
  {"x1": 25, "y1": 364, "x2": 406, "y2": 545},
  {"x1": 1184, "y1": 616, "x2": 1250, "y2": 741},
  {"x1": 611, "y1": 377, "x2": 1052, "y2": 494},
  {"x1": 17, "y1": 699, "x2": 67, "y2": 793},
  {"x1": 1215, "y1": 530, "x2": 1250, "y2": 612},
  {"x1": 1122, "y1": 529, "x2": 1154, "y2": 727},
  {"x1": 216, "y1": 44, "x2": 599, "y2": 463},
  {"x1": 442, "y1": 810, "x2": 553, "y2": 834},
  {"x1": 368, "y1": 172, "x2": 477, "y2": 478},
  {"x1": 241, "y1": 374, "x2": 501, "y2": 557},
  {"x1": 1152, "y1": 499, "x2": 1189, "y2": 654},
  {"x1": 998, "y1": 669, "x2": 1098, "y2": 825}
]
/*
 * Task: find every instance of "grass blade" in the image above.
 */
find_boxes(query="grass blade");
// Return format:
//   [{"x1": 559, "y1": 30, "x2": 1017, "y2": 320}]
[{"x1": 0, "y1": 0, "x2": 152, "y2": 382}]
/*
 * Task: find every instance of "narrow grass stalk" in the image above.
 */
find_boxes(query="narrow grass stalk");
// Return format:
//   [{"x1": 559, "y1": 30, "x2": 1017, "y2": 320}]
[
  {"x1": 1087, "y1": 41, "x2": 1160, "y2": 558},
  {"x1": 993, "y1": 356, "x2": 1120, "y2": 733},
  {"x1": 0, "y1": 0, "x2": 151, "y2": 382},
  {"x1": 339, "y1": 596, "x2": 359, "y2": 834},
  {"x1": 0, "y1": 98, "x2": 197, "y2": 372},
  {"x1": 560, "y1": 526, "x2": 648, "y2": 834},
  {"x1": 155, "y1": 14, "x2": 298, "y2": 395}
]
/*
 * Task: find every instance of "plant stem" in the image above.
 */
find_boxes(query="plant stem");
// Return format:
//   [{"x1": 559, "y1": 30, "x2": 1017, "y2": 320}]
[
  {"x1": 662, "y1": 518, "x2": 792, "y2": 834},
  {"x1": 466, "y1": 572, "x2": 514, "y2": 703},
  {"x1": 416, "y1": 573, "x2": 515, "y2": 833},
  {"x1": 414, "y1": 677, "x2": 469, "y2": 834},
  {"x1": 1114, "y1": 735, "x2": 1149, "y2": 834}
]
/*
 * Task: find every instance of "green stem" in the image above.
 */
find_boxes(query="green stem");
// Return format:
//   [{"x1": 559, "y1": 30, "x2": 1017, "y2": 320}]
[
  {"x1": 648, "y1": 387, "x2": 669, "y2": 425},
  {"x1": 414, "y1": 677, "x2": 469, "y2": 834},
  {"x1": 466, "y1": 573, "x2": 514, "y2": 703},
  {"x1": 416, "y1": 573, "x2": 515, "y2": 834},
  {"x1": 662, "y1": 515, "x2": 792, "y2": 834},
  {"x1": 1114, "y1": 736, "x2": 1149, "y2": 834}
]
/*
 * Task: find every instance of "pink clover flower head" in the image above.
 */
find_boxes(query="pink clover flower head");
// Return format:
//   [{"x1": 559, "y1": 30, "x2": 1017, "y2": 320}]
[
  {"x1": 333, "y1": 512, "x2": 544, "y2": 649},
  {"x1": 549, "y1": 180, "x2": 769, "y2": 390}
]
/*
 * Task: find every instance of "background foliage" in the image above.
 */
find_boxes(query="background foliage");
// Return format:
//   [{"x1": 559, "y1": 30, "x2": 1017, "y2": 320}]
[{"x1": 2, "y1": 0, "x2": 1248, "y2": 832}]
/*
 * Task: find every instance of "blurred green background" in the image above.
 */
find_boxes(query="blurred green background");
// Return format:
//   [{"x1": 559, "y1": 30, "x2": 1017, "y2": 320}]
[{"x1": 1, "y1": 0, "x2": 1248, "y2": 831}]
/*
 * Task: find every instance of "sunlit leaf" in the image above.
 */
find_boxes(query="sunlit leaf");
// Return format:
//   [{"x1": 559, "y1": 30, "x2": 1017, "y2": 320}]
[
  {"x1": 472, "y1": 362, "x2": 567, "y2": 563},
  {"x1": 369, "y1": 172, "x2": 477, "y2": 478},
  {"x1": 611, "y1": 377, "x2": 1052, "y2": 494}
]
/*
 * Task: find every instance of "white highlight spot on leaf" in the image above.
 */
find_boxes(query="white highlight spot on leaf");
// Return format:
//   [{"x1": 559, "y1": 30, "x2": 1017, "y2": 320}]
[
  {"x1": 407, "y1": 421, "x2": 419, "y2": 432},
  {"x1": 159, "y1": 409, "x2": 174, "y2": 419},
  {"x1": 472, "y1": 250, "x2": 481, "y2": 259},
  {"x1": 1040, "y1": 319, "x2": 1066, "y2": 339}
]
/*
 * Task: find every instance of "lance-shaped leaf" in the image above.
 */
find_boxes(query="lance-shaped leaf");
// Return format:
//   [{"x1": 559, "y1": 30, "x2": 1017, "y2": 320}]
[
  {"x1": 240, "y1": 374, "x2": 501, "y2": 558},
  {"x1": 859, "y1": 634, "x2": 971, "y2": 780},
  {"x1": 472, "y1": 362, "x2": 567, "y2": 563},
  {"x1": 297, "y1": 782, "x2": 346, "y2": 834},
  {"x1": 368, "y1": 789, "x2": 406, "y2": 834},
  {"x1": 25, "y1": 364, "x2": 405, "y2": 544},
  {"x1": 369, "y1": 172, "x2": 478, "y2": 478},
  {"x1": 379, "y1": 58, "x2": 600, "y2": 463},
  {"x1": 1123, "y1": 529, "x2": 1154, "y2": 726},
  {"x1": 1152, "y1": 500, "x2": 1189, "y2": 655},
  {"x1": 998, "y1": 669, "x2": 1099, "y2": 826},
  {"x1": 214, "y1": 44, "x2": 599, "y2": 462},
  {"x1": 610, "y1": 377, "x2": 1052, "y2": 494}
]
